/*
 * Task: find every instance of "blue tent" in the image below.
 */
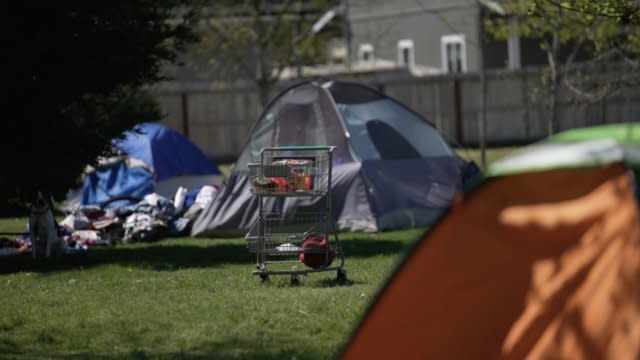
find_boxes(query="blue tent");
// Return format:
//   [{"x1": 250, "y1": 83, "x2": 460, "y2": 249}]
[
  {"x1": 81, "y1": 123, "x2": 222, "y2": 207},
  {"x1": 113, "y1": 122, "x2": 220, "y2": 182}
]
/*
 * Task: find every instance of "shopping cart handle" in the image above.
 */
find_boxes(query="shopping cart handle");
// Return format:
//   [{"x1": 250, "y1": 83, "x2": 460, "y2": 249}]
[{"x1": 262, "y1": 146, "x2": 335, "y2": 152}]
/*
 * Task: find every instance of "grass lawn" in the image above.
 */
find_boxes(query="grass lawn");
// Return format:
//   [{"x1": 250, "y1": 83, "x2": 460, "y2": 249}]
[
  {"x1": 0, "y1": 217, "x2": 425, "y2": 359},
  {"x1": 0, "y1": 147, "x2": 517, "y2": 359}
]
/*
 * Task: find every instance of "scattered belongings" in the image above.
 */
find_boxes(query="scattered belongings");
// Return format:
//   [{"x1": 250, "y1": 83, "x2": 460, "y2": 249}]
[
  {"x1": 66, "y1": 122, "x2": 223, "y2": 211},
  {"x1": 2, "y1": 185, "x2": 219, "y2": 256},
  {"x1": 66, "y1": 186, "x2": 219, "y2": 246},
  {"x1": 0, "y1": 237, "x2": 30, "y2": 256}
]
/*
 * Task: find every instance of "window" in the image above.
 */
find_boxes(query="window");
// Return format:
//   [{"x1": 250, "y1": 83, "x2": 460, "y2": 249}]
[
  {"x1": 441, "y1": 34, "x2": 467, "y2": 73},
  {"x1": 358, "y1": 43, "x2": 374, "y2": 64},
  {"x1": 507, "y1": 18, "x2": 521, "y2": 69},
  {"x1": 397, "y1": 39, "x2": 414, "y2": 67},
  {"x1": 328, "y1": 38, "x2": 347, "y2": 65}
]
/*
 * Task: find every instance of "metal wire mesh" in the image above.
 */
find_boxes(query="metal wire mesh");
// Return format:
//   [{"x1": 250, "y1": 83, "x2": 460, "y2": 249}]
[
  {"x1": 245, "y1": 211, "x2": 333, "y2": 254},
  {"x1": 244, "y1": 146, "x2": 344, "y2": 278},
  {"x1": 248, "y1": 150, "x2": 330, "y2": 196}
]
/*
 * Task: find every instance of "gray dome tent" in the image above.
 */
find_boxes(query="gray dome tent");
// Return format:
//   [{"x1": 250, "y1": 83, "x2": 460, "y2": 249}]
[{"x1": 191, "y1": 80, "x2": 470, "y2": 235}]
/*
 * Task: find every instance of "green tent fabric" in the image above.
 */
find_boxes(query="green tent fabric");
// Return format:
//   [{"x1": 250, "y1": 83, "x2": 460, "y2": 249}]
[
  {"x1": 488, "y1": 123, "x2": 640, "y2": 198},
  {"x1": 548, "y1": 122, "x2": 640, "y2": 146},
  {"x1": 549, "y1": 123, "x2": 640, "y2": 184},
  {"x1": 488, "y1": 139, "x2": 640, "y2": 176},
  {"x1": 489, "y1": 123, "x2": 640, "y2": 177}
]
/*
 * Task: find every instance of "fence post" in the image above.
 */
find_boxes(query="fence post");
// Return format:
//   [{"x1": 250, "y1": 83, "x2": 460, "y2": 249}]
[
  {"x1": 522, "y1": 70, "x2": 530, "y2": 138},
  {"x1": 453, "y1": 78, "x2": 463, "y2": 144},
  {"x1": 180, "y1": 92, "x2": 190, "y2": 138}
]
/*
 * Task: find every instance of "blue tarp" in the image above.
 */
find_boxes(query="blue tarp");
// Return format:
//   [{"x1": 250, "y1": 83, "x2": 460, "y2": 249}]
[
  {"x1": 113, "y1": 122, "x2": 220, "y2": 181},
  {"x1": 81, "y1": 123, "x2": 220, "y2": 207},
  {"x1": 82, "y1": 162, "x2": 154, "y2": 207}
]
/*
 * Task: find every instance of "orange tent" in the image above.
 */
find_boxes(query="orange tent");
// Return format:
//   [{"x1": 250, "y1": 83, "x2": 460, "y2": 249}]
[{"x1": 340, "y1": 129, "x2": 640, "y2": 359}]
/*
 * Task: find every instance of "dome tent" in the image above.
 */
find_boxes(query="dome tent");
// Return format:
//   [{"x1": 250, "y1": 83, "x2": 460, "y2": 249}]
[
  {"x1": 191, "y1": 80, "x2": 472, "y2": 236},
  {"x1": 340, "y1": 123, "x2": 640, "y2": 359},
  {"x1": 80, "y1": 122, "x2": 222, "y2": 207}
]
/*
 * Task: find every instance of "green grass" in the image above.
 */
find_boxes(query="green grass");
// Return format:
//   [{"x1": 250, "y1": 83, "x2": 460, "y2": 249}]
[
  {"x1": 455, "y1": 147, "x2": 520, "y2": 170},
  {"x1": 217, "y1": 163, "x2": 234, "y2": 178},
  {"x1": 0, "y1": 217, "x2": 424, "y2": 359},
  {"x1": 0, "y1": 147, "x2": 517, "y2": 359}
]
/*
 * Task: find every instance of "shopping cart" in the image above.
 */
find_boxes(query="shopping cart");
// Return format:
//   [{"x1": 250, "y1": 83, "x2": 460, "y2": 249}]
[{"x1": 245, "y1": 146, "x2": 346, "y2": 285}]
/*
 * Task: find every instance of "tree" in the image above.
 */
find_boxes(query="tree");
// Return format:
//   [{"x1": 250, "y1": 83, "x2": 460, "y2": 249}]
[
  {"x1": 186, "y1": 0, "x2": 340, "y2": 107},
  {"x1": 3, "y1": 2, "x2": 197, "y2": 215},
  {"x1": 486, "y1": 0, "x2": 640, "y2": 134}
]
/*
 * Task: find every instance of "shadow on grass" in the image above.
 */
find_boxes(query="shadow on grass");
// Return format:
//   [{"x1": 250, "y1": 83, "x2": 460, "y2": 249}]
[
  {"x1": 0, "y1": 338, "x2": 19, "y2": 356},
  {"x1": 8, "y1": 335, "x2": 342, "y2": 360},
  {"x1": 0, "y1": 237, "x2": 411, "y2": 275},
  {"x1": 341, "y1": 238, "x2": 409, "y2": 258},
  {"x1": 0, "y1": 242, "x2": 251, "y2": 275},
  {"x1": 316, "y1": 276, "x2": 360, "y2": 287},
  {"x1": 263, "y1": 272, "x2": 363, "y2": 288}
]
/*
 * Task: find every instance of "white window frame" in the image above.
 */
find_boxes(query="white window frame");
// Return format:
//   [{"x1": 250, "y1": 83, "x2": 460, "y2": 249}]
[
  {"x1": 397, "y1": 39, "x2": 414, "y2": 67},
  {"x1": 440, "y1": 34, "x2": 467, "y2": 72},
  {"x1": 358, "y1": 43, "x2": 374, "y2": 64}
]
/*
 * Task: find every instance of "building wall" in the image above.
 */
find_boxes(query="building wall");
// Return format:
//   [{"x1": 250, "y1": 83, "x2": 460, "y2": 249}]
[{"x1": 348, "y1": 0, "x2": 481, "y2": 71}]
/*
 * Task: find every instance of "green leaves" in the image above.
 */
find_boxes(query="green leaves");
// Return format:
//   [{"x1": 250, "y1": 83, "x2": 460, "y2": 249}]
[
  {"x1": 486, "y1": 0, "x2": 640, "y2": 60},
  {"x1": 2, "y1": 1, "x2": 197, "y2": 212},
  {"x1": 188, "y1": 1, "x2": 339, "y2": 105},
  {"x1": 485, "y1": 0, "x2": 639, "y2": 135}
]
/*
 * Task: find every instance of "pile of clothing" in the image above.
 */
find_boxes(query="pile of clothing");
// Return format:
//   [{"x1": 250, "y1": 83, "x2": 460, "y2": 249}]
[
  {"x1": 5, "y1": 185, "x2": 220, "y2": 254},
  {"x1": 59, "y1": 205, "x2": 121, "y2": 249},
  {"x1": 0, "y1": 237, "x2": 31, "y2": 256}
]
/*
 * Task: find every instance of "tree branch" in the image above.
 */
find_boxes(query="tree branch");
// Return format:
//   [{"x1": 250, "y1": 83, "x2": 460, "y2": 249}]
[
  {"x1": 564, "y1": 35, "x2": 586, "y2": 67},
  {"x1": 208, "y1": 19, "x2": 258, "y2": 80},
  {"x1": 543, "y1": 0, "x2": 626, "y2": 19},
  {"x1": 264, "y1": 0, "x2": 296, "y2": 41}
]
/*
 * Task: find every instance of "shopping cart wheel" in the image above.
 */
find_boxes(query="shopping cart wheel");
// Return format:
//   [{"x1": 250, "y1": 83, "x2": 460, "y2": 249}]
[
  {"x1": 337, "y1": 268, "x2": 347, "y2": 282},
  {"x1": 291, "y1": 274, "x2": 300, "y2": 286},
  {"x1": 259, "y1": 274, "x2": 269, "y2": 283}
]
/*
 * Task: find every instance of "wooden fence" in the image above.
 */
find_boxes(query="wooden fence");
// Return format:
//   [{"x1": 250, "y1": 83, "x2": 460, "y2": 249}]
[{"x1": 153, "y1": 66, "x2": 640, "y2": 160}]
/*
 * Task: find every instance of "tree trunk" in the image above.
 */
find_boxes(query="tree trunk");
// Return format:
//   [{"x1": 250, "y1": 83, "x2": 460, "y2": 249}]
[
  {"x1": 477, "y1": 5, "x2": 487, "y2": 169},
  {"x1": 546, "y1": 32, "x2": 560, "y2": 136},
  {"x1": 255, "y1": 51, "x2": 273, "y2": 108},
  {"x1": 257, "y1": 79, "x2": 273, "y2": 109},
  {"x1": 258, "y1": 81, "x2": 271, "y2": 109},
  {"x1": 548, "y1": 79, "x2": 558, "y2": 135}
]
